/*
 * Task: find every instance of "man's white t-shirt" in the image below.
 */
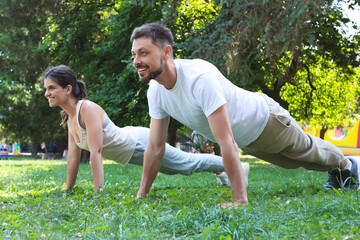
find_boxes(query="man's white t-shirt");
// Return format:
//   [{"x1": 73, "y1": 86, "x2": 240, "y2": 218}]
[{"x1": 147, "y1": 59, "x2": 269, "y2": 148}]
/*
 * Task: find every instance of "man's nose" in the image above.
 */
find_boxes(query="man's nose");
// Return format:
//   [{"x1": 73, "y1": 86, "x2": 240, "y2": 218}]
[{"x1": 133, "y1": 55, "x2": 141, "y2": 67}]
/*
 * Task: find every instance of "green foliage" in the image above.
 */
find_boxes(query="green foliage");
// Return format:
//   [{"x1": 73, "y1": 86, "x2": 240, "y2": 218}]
[
  {"x1": 1, "y1": 158, "x2": 360, "y2": 239},
  {"x1": 85, "y1": 1, "x2": 165, "y2": 126},
  {"x1": 1, "y1": 0, "x2": 360, "y2": 146},
  {"x1": 183, "y1": 0, "x2": 359, "y2": 107},
  {"x1": 177, "y1": 0, "x2": 360, "y2": 130},
  {"x1": 282, "y1": 57, "x2": 360, "y2": 127},
  {"x1": 40, "y1": 0, "x2": 166, "y2": 127},
  {"x1": 91, "y1": 65, "x2": 150, "y2": 127},
  {"x1": 168, "y1": 0, "x2": 221, "y2": 58},
  {"x1": 0, "y1": 82, "x2": 63, "y2": 143},
  {"x1": 40, "y1": 0, "x2": 221, "y2": 130},
  {"x1": 0, "y1": 0, "x2": 64, "y2": 148},
  {"x1": 0, "y1": 0, "x2": 61, "y2": 84}
]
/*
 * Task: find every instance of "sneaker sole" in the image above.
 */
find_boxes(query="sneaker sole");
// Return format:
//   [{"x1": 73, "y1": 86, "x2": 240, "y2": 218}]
[
  {"x1": 216, "y1": 162, "x2": 250, "y2": 187},
  {"x1": 347, "y1": 156, "x2": 360, "y2": 189},
  {"x1": 242, "y1": 162, "x2": 250, "y2": 186}
]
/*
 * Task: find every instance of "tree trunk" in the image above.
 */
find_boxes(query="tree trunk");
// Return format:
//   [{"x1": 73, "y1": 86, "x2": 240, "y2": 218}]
[
  {"x1": 31, "y1": 139, "x2": 40, "y2": 158},
  {"x1": 58, "y1": 135, "x2": 68, "y2": 159},
  {"x1": 167, "y1": 124, "x2": 178, "y2": 147},
  {"x1": 320, "y1": 126, "x2": 328, "y2": 140}
]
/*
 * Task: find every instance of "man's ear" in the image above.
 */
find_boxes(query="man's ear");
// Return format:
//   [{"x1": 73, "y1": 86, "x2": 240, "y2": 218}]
[{"x1": 163, "y1": 45, "x2": 173, "y2": 60}]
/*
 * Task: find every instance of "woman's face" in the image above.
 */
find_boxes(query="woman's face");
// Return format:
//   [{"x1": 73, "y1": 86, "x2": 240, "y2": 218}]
[{"x1": 44, "y1": 78, "x2": 70, "y2": 107}]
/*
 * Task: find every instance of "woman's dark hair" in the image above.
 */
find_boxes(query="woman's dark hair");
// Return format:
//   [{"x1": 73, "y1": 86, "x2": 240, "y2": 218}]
[
  {"x1": 130, "y1": 22, "x2": 174, "y2": 49},
  {"x1": 42, "y1": 65, "x2": 87, "y2": 127}
]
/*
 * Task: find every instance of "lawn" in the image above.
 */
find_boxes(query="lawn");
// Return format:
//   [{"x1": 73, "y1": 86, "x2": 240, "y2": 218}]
[{"x1": 1, "y1": 157, "x2": 360, "y2": 239}]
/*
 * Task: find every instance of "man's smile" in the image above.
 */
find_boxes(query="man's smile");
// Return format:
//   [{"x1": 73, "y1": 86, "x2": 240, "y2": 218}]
[{"x1": 136, "y1": 64, "x2": 149, "y2": 73}]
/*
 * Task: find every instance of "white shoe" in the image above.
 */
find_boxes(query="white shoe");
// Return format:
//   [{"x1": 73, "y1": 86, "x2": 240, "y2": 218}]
[
  {"x1": 216, "y1": 172, "x2": 230, "y2": 186},
  {"x1": 216, "y1": 162, "x2": 250, "y2": 186}
]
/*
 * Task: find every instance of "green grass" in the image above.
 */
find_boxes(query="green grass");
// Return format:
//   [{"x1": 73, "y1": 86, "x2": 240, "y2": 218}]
[{"x1": 1, "y1": 158, "x2": 360, "y2": 239}]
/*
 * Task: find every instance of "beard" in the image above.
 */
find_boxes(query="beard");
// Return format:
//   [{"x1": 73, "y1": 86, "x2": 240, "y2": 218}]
[{"x1": 138, "y1": 60, "x2": 164, "y2": 83}]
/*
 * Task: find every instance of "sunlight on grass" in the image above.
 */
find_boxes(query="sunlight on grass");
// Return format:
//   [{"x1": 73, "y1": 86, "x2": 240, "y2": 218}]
[
  {"x1": 243, "y1": 157, "x2": 272, "y2": 167},
  {"x1": 0, "y1": 159, "x2": 67, "y2": 166}
]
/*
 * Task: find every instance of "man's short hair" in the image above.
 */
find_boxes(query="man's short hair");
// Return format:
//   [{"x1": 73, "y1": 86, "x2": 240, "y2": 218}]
[{"x1": 130, "y1": 23, "x2": 174, "y2": 49}]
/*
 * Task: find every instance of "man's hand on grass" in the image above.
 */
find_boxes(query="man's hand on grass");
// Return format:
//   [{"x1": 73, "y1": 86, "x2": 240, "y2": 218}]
[{"x1": 136, "y1": 191, "x2": 146, "y2": 199}]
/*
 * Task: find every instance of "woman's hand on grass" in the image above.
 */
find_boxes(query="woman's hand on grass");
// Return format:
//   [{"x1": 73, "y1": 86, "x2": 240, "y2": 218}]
[
  {"x1": 95, "y1": 186, "x2": 104, "y2": 193},
  {"x1": 217, "y1": 201, "x2": 247, "y2": 208}
]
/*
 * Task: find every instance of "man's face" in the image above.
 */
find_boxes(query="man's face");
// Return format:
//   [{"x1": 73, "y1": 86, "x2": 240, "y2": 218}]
[{"x1": 131, "y1": 36, "x2": 164, "y2": 83}]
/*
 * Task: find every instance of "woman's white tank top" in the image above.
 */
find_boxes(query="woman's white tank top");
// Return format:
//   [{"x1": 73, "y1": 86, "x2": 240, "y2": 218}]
[{"x1": 67, "y1": 100, "x2": 138, "y2": 165}]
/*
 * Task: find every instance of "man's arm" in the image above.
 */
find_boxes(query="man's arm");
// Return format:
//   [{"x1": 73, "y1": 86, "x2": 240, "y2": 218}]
[
  {"x1": 66, "y1": 130, "x2": 82, "y2": 190},
  {"x1": 137, "y1": 116, "x2": 170, "y2": 198},
  {"x1": 207, "y1": 104, "x2": 248, "y2": 207}
]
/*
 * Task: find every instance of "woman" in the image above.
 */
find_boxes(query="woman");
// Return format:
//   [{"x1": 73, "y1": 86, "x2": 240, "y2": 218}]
[{"x1": 42, "y1": 65, "x2": 249, "y2": 192}]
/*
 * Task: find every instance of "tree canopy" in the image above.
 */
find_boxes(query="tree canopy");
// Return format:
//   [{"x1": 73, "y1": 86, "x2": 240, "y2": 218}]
[
  {"x1": 1, "y1": 0, "x2": 359, "y2": 149},
  {"x1": 0, "y1": 0, "x2": 65, "y2": 155}
]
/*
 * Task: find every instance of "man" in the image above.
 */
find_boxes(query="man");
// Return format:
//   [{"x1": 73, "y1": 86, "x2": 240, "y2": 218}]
[{"x1": 130, "y1": 22, "x2": 360, "y2": 207}]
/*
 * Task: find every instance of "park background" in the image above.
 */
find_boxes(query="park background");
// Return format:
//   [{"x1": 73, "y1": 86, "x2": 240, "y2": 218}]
[
  {"x1": 1, "y1": 0, "x2": 360, "y2": 158},
  {"x1": 1, "y1": 0, "x2": 360, "y2": 239}
]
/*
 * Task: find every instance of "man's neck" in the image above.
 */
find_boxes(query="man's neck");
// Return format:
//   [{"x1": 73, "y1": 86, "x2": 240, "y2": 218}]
[{"x1": 155, "y1": 59, "x2": 177, "y2": 90}]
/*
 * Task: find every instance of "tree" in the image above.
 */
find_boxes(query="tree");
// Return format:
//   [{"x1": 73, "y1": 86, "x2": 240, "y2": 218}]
[
  {"x1": 180, "y1": 0, "x2": 360, "y2": 133},
  {"x1": 2, "y1": 0, "x2": 359, "y2": 153},
  {"x1": 40, "y1": 0, "x2": 220, "y2": 145},
  {"x1": 0, "y1": 80, "x2": 66, "y2": 156},
  {"x1": 163, "y1": 0, "x2": 221, "y2": 145},
  {"x1": 0, "y1": 0, "x2": 65, "y2": 156},
  {"x1": 281, "y1": 57, "x2": 360, "y2": 138},
  {"x1": 0, "y1": 0, "x2": 61, "y2": 85},
  {"x1": 40, "y1": 0, "x2": 164, "y2": 128}
]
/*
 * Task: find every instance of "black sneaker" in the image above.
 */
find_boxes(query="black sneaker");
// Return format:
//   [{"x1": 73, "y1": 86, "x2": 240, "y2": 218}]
[
  {"x1": 340, "y1": 157, "x2": 359, "y2": 189},
  {"x1": 325, "y1": 157, "x2": 360, "y2": 190},
  {"x1": 325, "y1": 168, "x2": 341, "y2": 190}
]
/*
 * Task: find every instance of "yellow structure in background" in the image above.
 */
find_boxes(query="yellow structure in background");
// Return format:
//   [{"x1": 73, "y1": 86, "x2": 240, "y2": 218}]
[
  {"x1": 302, "y1": 119, "x2": 360, "y2": 155},
  {"x1": 13, "y1": 143, "x2": 21, "y2": 156}
]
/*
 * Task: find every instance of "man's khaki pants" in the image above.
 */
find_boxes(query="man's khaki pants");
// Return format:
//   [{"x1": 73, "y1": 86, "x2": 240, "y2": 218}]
[{"x1": 242, "y1": 93, "x2": 344, "y2": 171}]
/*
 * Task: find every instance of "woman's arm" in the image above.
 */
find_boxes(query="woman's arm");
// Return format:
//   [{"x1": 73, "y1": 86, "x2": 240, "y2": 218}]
[
  {"x1": 81, "y1": 101, "x2": 105, "y2": 192},
  {"x1": 66, "y1": 130, "x2": 82, "y2": 190}
]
